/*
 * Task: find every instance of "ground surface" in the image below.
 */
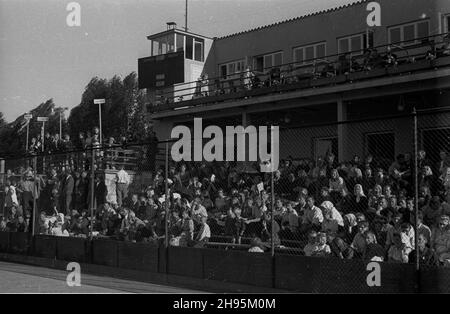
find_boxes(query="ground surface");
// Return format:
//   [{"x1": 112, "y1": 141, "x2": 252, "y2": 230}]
[{"x1": 0, "y1": 261, "x2": 207, "y2": 293}]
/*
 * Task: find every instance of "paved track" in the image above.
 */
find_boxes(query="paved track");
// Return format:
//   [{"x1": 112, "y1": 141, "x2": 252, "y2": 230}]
[{"x1": 0, "y1": 261, "x2": 206, "y2": 293}]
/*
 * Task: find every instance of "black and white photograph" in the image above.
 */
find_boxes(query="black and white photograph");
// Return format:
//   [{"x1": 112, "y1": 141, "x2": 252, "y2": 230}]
[{"x1": 0, "y1": 0, "x2": 449, "y2": 301}]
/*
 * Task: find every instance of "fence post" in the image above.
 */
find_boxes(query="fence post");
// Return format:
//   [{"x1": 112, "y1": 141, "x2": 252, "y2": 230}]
[
  {"x1": 271, "y1": 169, "x2": 275, "y2": 257},
  {"x1": 32, "y1": 157, "x2": 37, "y2": 236},
  {"x1": 90, "y1": 146, "x2": 95, "y2": 240},
  {"x1": 1, "y1": 158, "x2": 5, "y2": 218},
  {"x1": 165, "y1": 141, "x2": 169, "y2": 248},
  {"x1": 412, "y1": 107, "x2": 420, "y2": 292}
]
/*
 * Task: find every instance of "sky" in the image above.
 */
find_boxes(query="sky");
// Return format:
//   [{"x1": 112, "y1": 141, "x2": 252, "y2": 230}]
[{"x1": 0, "y1": 0, "x2": 357, "y2": 122}]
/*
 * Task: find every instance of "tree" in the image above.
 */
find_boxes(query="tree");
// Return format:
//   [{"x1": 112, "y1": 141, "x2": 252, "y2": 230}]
[
  {"x1": 0, "y1": 99, "x2": 67, "y2": 157},
  {"x1": 0, "y1": 112, "x2": 6, "y2": 129},
  {"x1": 68, "y1": 72, "x2": 152, "y2": 144}
]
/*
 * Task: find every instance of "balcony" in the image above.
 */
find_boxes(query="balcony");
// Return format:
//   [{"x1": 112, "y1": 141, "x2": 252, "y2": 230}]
[{"x1": 148, "y1": 33, "x2": 450, "y2": 115}]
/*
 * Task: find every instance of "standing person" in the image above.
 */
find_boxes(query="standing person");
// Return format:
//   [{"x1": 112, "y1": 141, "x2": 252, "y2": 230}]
[
  {"x1": 201, "y1": 73, "x2": 209, "y2": 97},
  {"x1": 116, "y1": 165, "x2": 130, "y2": 207},
  {"x1": 194, "y1": 216, "x2": 211, "y2": 247},
  {"x1": 75, "y1": 171, "x2": 89, "y2": 211},
  {"x1": 180, "y1": 210, "x2": 195, "y2": 247},
  {"x1": 61, "y1": 169, "x2": 74, "y2": 216},
  {"x1": 243, "y1": 66, "x2": 255, "y2": 91},
  {"x1": 94, "y1": 175, "x2": 108, "y2": 209},
  {"x1": 4, "y1": 180, "x2": 19, "y2": 218},
  {"x1": 18, "y1": 170, "x2": 35, "y2": 217}
]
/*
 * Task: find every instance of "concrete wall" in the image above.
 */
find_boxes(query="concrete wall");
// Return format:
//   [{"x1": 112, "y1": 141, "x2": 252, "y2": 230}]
[{"x1": 1, "y1": 232, "x2": 450, "y2": 293}]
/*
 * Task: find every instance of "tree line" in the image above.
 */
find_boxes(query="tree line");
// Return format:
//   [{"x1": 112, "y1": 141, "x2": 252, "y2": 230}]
[{"x1": 0, "y1": 72, "x2": 153, "y2": 159}]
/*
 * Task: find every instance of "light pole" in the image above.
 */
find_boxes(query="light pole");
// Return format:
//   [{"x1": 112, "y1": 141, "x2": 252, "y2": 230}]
[
  {"x1": 37, "y1": 116, "x2": 49, "y2": 173},
  {"x1": 59, "y1": 107, "x2": 69, "y2": 140},
  {"x1": 24, "y1": 113, "x2": 33, "y2": 152},
  {"x1": 94, "y1": 99, "x2": 105, "y2": 145}
]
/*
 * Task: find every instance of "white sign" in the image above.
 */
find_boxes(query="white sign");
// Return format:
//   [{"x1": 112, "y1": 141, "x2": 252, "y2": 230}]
[
  {"x1": 24, "y1": 114, "x2": 33, "y2": 120},
  {"x1": 37, "y1": 117, "x2": 49, "y2": 122},
  {"x1": 94, "y1": 99, "x2": 106, "y2": 104},
  {"x1": 257, "y1": 182, "x2": 264, "y2": 193}
]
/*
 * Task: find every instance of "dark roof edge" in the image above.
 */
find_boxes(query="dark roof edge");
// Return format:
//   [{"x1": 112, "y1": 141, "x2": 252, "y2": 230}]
[{"x1": 216, "y1": 0, "x2": 370, "y2": 40}]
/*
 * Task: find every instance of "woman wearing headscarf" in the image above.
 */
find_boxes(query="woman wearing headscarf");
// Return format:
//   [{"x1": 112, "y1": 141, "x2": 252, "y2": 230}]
[
  {"x1": 341, "y1": 213, "x2": 358, "y2": 244},
  {"x1": 320, "y1": 201, "x2": 344, "y2": 234}
]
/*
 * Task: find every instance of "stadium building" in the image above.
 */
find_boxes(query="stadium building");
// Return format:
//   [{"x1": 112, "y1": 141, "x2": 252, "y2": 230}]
[{"x1": 138, "y1": 0, "x2": 450, "y2": 165}]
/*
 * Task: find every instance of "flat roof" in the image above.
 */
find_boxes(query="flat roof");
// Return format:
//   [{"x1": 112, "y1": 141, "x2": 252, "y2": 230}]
[{"x1": 146, "y1": 28, "x2": 213, "y2": 41}]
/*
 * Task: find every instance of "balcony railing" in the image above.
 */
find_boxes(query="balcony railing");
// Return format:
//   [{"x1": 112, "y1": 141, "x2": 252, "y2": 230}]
[{"x1": 148, "y1": 33, "x2": 450, "y2": 113}]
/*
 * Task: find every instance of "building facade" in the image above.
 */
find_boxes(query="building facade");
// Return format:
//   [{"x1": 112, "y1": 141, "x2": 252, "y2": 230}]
[{"x1": 138, "y1": 0, "x2": 450, "y2": 165}]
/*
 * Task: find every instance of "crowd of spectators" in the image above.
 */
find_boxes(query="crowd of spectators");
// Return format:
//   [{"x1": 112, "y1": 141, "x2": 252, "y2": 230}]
[
  {"x1": 162, "y1": 34, "x2": 450, "y2": 104},
  {"x1": 27, "y1": 127, "x2": 129, "y2": 156},
  {"x1": 24, "y1": 126, "x2": 159, "y2": 174},
  {"x1": 2, "y1": 146, "x2": 450, "y2": 267}
]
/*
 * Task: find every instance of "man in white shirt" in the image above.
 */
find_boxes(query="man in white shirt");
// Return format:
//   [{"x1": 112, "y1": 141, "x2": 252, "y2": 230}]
[
  {"x1": 301, "y1": 196, "x2": 323, "y2": 231},
  {"x1": 116, "y1": 165, "x2": 130, "y2": 207},
  {"x1": 191, "y1": 197, "x2": 208, "y2": 225}
]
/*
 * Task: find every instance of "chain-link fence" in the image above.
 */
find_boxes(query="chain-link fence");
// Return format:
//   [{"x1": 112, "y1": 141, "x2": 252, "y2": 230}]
[{"x1": 1, "y1": 108, "x2": 450, "y2": 291}]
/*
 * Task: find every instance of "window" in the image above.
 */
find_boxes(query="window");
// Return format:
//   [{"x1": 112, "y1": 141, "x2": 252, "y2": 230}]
[
  {"x1": 338, "y1": 33, "x2": 373, "y2": 56},
  {"x1": 185, "y1": 36, "x2": 193, "y2": 59},
  {"x1": 444, "y1": 14, "x2": 450, "y2": 33},
  {"x1": 219, "y1": 59, "x2": 245, "y2": 79},
  {"x1": 365, "y1": 132, "x2": 395, "y2": 162},
  {"x1": 194, "y1": 38, "x2": 204, "y2": 62},
  {"x1": 314, "y1": 137, "x2": 338, "y2": 162},
  {"x1": 388, "y1": 20, "x2": 430, "y2": 46},
  {"x1": 176, "y1": 34, "x2": 184, "y2": 52},
  {"x1": 422, "y1": 128, "x2": 450, "y2": 164},
  {"x1": 253, "y1": 51, "x2": 283, "y2": 71},
  {"x1": 293, "y1": 42, "x2": 326, "y2": 65}
]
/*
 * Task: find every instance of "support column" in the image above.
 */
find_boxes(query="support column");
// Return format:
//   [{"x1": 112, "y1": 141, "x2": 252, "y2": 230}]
[
  {"x1": 337, "y1": 99, "x2": 348, "y2": 163},
  {"x1": 242, "y1": 111, "x2": 249, "y2": 163}
]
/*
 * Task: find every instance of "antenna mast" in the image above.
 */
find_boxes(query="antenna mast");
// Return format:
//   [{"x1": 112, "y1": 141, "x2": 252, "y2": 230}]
[{"x1": 184, "y1": 0, "x2": 188, "y2": 32}]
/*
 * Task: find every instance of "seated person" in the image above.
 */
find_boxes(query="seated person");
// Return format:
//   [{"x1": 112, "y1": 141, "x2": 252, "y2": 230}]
[
  {"x1": 327, "y1": 230, "x2": 354, "y2": 259},
  {"x1": 304, "y1": 230, "x2": 318, "y2": 257},
  {"x1": 350, "y1": 56, "x2": 362, "y2": 72},
  {"x1": 312, "y1": 232, "x2": 331, "y2": 257},
  {"x1": 363, "y1": 231, "x2": 385, "y2": 261},
  {"x1": 248, "y1": 237, "x2": 266, "y2": 253},
  {"x1": 388, "y1": 232, "x2": 409, "y2": 263},
  {"x1": 383, "y1": 46, "x2": 398, "y2": 67},
  {"x1": 409, "y1": 233, "x2": 438, "y2": 266}
]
